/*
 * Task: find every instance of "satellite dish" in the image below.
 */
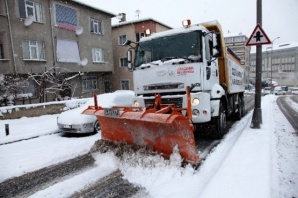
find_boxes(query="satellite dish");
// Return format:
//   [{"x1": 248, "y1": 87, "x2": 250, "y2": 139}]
[
  {"x1": 80, "y1": 58, "x2": 88, "y2": 66},
  {"x1": 75, "y1": 26, "x2": 83, "y2": 35},
  {"x1": 135, "y1": 10, "x2": 140, "y2": 18},
  {"x1": 24, "y1": 15, "x2": 34, "y2": 27}
]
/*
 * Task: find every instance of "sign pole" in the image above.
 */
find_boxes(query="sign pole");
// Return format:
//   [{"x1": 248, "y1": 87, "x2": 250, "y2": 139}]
[{"x1": 251, "y1": 0, "x2": 263, "y2": 128}]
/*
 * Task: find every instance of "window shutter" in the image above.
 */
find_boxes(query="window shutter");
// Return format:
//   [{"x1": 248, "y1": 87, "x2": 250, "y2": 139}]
[
  {"x1": 92, "y1": 48, "x2": 95, "y2": 61},
  {"x1": 98, "y1": 21, "x2": 102, "y2": 34},
  {"x1": 90, "y1": 20, "x2": 94, "y2": 33},
  {"x1": 38, "y1": 41, "x2": 45, "y2": 59},
  {"x1": 101, "y1": 49, "x2": 104, "y2": 61},
  {"x1": 22, "y1": 40, "x2": 30, "y2": 59},
  {"x1": 18, "y1": 0, "x2": 26, "y2": 19}
]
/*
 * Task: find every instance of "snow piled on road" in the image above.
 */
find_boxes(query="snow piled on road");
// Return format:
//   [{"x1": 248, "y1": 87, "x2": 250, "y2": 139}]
[
  {"x1": 0, "y1": 114, "x2": 60, "y2": 144},
  {"x1": 0, "y1": 134, "x2": 98, "y2": 182},
  {"x1": 119, "y1": 95, "x2": 298, "y2": 198},
  {"x1": 0, "y1": 94, "x2": 297, "y2": 198}
]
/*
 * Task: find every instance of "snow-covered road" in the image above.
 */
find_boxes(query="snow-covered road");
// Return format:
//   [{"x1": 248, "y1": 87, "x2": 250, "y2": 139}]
[{"x1": 0, "y1": 95, "x2": 297, "y2": 197}]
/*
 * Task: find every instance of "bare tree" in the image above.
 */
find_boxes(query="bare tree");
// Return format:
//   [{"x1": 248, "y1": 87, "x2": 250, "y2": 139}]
[
  {"x1": 0, "y1": 74, "x2": 29, "y2": 106},
  {"x1": 0, "y1": 64, "x2": 83, "y2": 105},
  {"x1": 27, "y1": 66, "x2": 83, "y2": 103}
]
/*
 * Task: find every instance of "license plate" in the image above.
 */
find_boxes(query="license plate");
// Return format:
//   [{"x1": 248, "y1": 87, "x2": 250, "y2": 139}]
[
  {"x1": 104, "y1": 108, "x2": 119, "y2": 117},
  {"x1": 64, "y1": 125, "x2": 71, "y2": 128}
]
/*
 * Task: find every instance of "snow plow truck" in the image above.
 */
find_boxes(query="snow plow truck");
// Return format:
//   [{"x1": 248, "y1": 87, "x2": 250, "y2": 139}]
[{"x1": 83, "y1": 20, "x2": 245, "y2": 166}]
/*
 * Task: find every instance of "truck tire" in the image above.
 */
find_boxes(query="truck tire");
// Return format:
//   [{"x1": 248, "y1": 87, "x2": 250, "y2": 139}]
[
  {"x1": 93, "y1": 121, "x2": 101, "y2": 133},
  {"x1": 241, "y1": 96, "x2": 246, "y2": 116},
  {"x1": 235, "y1": 96, "x2": 243, "y2": 120},
  {"x1": 214, "y1": 102, "x2": 227, "y2": 139}
]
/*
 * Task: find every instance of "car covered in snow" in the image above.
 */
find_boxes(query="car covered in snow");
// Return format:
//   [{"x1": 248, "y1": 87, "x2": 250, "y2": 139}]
[{"x1": 57, "y1": 90, "x2": 134, "y2": 134}]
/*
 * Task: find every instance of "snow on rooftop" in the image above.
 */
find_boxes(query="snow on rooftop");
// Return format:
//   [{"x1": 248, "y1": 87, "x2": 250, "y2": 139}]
[
  {"x1": 250, "y1": 42, "x2": 298, "y2": 54},
  {"x1": 112, "y1": 17, "x2": 172, "y2": 29},
  {"x1": 224, "y1": 33, "x2": 247, "y2": 38},
  {"x1": 72, "y1": 0, "x2": 116, "y2": 16}
]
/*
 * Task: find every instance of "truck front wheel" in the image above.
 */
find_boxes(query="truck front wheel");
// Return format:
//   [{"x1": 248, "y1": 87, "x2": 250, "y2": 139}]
[{"x1": 214, "y1": 102, "x2": 227, "y2": 139}]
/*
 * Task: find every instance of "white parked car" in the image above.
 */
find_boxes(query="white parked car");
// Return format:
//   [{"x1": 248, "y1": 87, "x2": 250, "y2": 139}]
[
  {"x1": 291, "y1": 88, "x2": 298, "y2": 95},
  {"x1": 262, "y1": 87, "x2": 271, "y2": 95},
  {"x1": 57, "y1": 90, "x2": 134, "y2": 134},
  {"x1": 273, "y1": 86, "x2": 286, "y2": 95}
]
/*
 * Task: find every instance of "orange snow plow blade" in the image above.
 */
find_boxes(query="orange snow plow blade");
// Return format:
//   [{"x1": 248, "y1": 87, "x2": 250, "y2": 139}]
[{"x1": 83, "y1": 89, "x2": 199, "y2": 165}]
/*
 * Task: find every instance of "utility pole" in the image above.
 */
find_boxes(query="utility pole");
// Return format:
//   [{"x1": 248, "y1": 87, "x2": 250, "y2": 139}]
[
  {"x1": 250, "y1": 0, "x2": 263, "y2": 128},
  {"x1": 246, "y1": 0, "x2": 271, "y2": 128}
]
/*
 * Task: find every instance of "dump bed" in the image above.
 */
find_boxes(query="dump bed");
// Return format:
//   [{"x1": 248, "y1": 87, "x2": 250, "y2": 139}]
[
  {"x1": 201, "y1": 21, "x2": 245, "y2": 94},
  {"x1": 224, "y1": 50, "x2": 245, "y2": 93}
]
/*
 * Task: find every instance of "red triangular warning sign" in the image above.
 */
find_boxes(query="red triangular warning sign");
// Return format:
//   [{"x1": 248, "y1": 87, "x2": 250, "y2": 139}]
[{"x1": 246, "y1": 24, "x2": 271, "y2": 46}]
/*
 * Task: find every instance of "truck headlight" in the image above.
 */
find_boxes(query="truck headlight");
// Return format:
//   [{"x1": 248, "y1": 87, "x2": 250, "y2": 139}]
[
  {"x1": 133, "y1": 100, "x2": 140, "y2": 107},
  {"x1": 192, "y1": 98, "x2": 200, "y2": 106}
]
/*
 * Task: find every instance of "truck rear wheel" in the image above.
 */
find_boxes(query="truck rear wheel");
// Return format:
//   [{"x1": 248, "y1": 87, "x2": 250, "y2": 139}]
[{"x1": 235, "y1": 96, "x2": 243, "y2": 120}]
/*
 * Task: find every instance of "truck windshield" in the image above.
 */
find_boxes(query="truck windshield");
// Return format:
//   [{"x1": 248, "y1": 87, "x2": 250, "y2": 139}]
[{"x1": 134, "y1": 31, "x2": 203, "y2": 67}]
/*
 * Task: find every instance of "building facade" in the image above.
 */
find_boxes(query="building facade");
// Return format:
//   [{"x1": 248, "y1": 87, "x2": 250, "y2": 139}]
[
  {"x1": 0, "y1": 0, "x2": 115, "y2": 103},
  {"x1": 108, "y1": 16, "x2": 171, "y2": 91},
  {"x1": 249, "y1": 43, "x2": 298, "y2": 87}
]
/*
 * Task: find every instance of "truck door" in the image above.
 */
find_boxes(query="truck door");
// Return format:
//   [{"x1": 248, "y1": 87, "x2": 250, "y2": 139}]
[{"x1": 203, "y1": 34, "x2": 219, "y2": 91}]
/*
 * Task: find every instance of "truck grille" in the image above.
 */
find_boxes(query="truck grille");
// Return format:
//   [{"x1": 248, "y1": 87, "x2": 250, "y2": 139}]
[
  {"x1": 143, "y1": 83, "x2": 184, "y2": 91},
  {"x1": 144, "y1": 97, "x2": 183, "y2": 108}
]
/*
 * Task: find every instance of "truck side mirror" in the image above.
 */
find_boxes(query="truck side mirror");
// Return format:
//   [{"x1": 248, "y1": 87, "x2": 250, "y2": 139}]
[
  {"x1": 212, "y1": 33, "x2": 219, "y2": 57},
  {"x1": 212, "y1": 48, "x2": 219, "y2": 57},
  {"x1": 127, "y1": 50, "x2": 132, "y2": 69},
  {"x1": 212, "y1": 33, "x2": 218, "y2": 48}
]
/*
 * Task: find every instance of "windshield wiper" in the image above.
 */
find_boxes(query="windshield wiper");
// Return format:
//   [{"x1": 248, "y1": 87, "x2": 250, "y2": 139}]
[
  {"x1": 162, "y1": 55, "x2": 201, "y2": 63},
  {"x1": 161, "y1": 56, "x2": 193, "y2": 64}
]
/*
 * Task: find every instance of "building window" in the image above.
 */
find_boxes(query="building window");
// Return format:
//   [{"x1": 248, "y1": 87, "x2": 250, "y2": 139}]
[
  {"x1": 56, "y1": 39, "x2": 80, "y2": 63},
  {"x1": 92, "y1": 48, "x2": 104, "y2": 63},
  {"x1": 18, "y1": 0, "x2": 42, "y2": 22},
  {"x1": 120, "y1": 58, "x2": 128, "y2": 67},
  {"x1": 0, "y1": 44, "x2": 3, "y2": 59},
  {"x1": 17, "y1": 78, "x2": 37, "y2": 98},
  {"x1": 136, "y1": 32, "x2": 144, "y2": 42},
  {"x1": 225, "y1": 37, "x2": 233, "y2": 44},
  {"x1": 82, "y1": 76, "x2": 98, "y2": 92},
  {"x1": 234, "y1": 36, "x2": 246, "y2": 43},
  {"x1": 90, "y1": 19, "x2": 102, "y2": 34},
  {"x1": 55, "y1": 3, "x2": 77, "y2": 31},
  {"x1": 0, "y1": 0, "x2": 5, "y2": 15},
  {"x1": 22, "y1": 40, "x2": 45, "y2": 60},
  {"x1": 104, "y1": 80, "x2": 110, "y2": 93},
  {"x1": 118, "y1": 35, "x2": 126, "y2": 45},
  {"x1": 25, "y1": 0, "x2": 42, "y2": 22},
  {"x1": 121, "y1": 80, "x2": 129, "y2": 90},
  {"x1": 0, "y1": 32, "x2": 7, "y2": 59}
]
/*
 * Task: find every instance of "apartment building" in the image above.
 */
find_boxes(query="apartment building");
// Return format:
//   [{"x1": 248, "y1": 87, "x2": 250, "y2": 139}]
[
  {"x1": 0, "y1": 0, "x2": 115, "y2": 103},
  {"x1": 108, "y1": 15, "x2": 171, "y2": 91},
  {"x1": 249, "y1": 42, "x2": 298, "y2": 86}
]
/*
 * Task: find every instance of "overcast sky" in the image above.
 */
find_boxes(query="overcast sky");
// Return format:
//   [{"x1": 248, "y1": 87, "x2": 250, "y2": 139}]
[{"x1": 78, "y1": 0, "x2": 297, "y2": 47}]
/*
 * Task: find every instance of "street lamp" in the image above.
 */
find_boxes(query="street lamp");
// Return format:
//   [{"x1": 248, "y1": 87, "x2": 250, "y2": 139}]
[
  {"x1": 270, "y1": 37, "x2": 280, "y2": 90},
  {"x1": 265, "y1": 46, "x2": 271, "y2": 79}
]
